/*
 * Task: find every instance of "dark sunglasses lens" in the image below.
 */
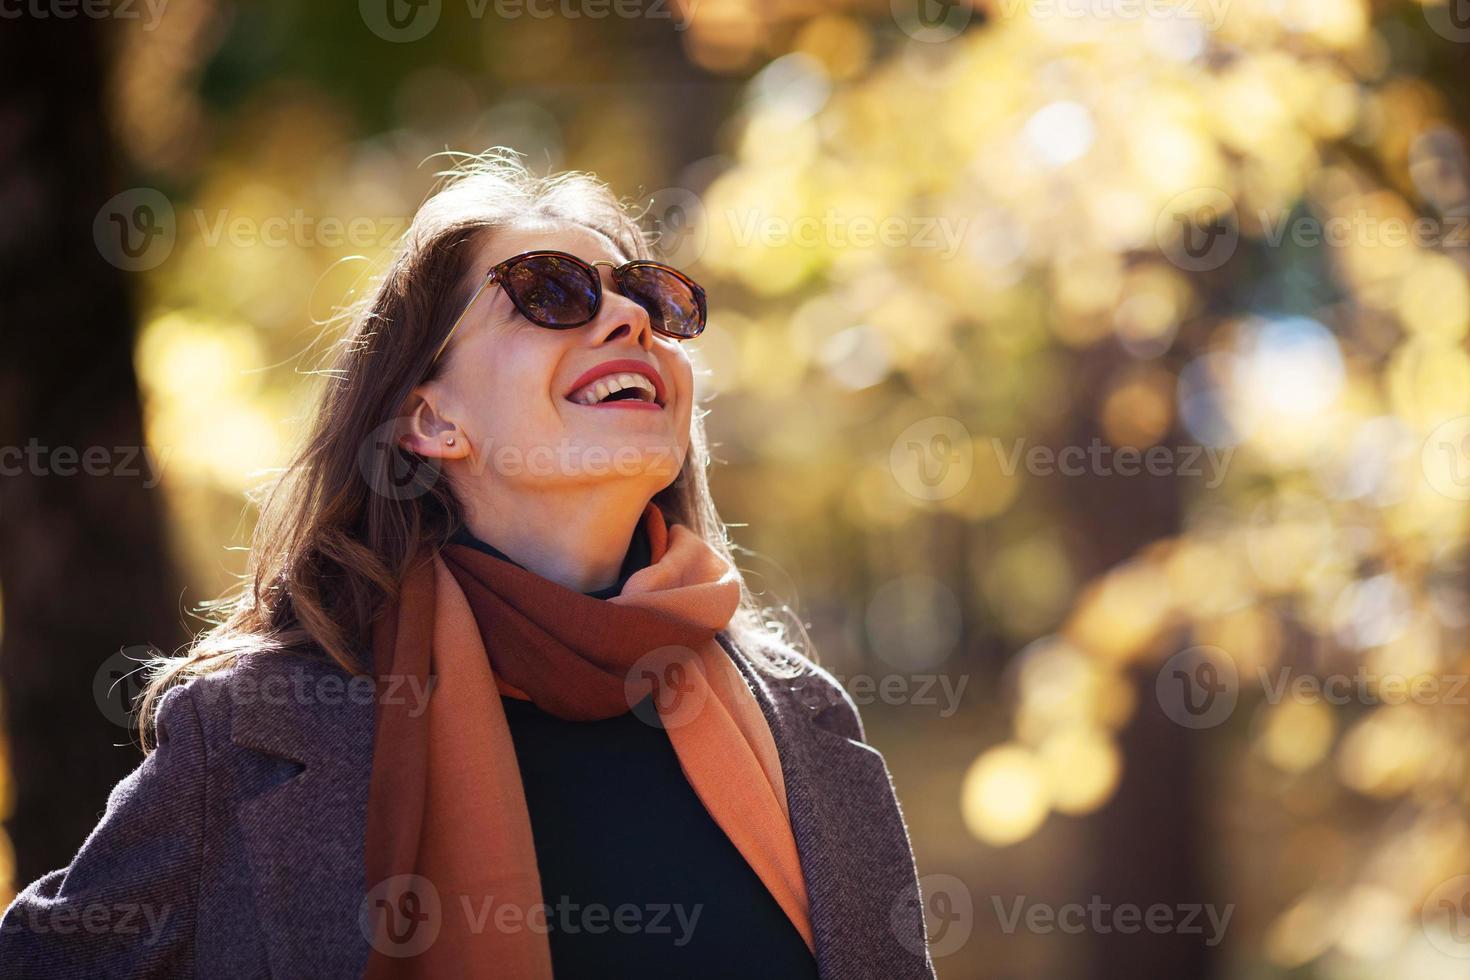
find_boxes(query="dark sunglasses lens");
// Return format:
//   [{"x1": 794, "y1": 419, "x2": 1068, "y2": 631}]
[
  {"x1": 619, "y1": 265, "x2": 705, "y2": 339},
  {"x1": 503, "y1": 254, "x2": 598, "y2": 326}
]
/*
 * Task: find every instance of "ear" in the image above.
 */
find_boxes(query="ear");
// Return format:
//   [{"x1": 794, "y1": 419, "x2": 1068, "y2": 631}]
[{"x1": 398, "y1": 384, "x2": 470, "y2": 460}]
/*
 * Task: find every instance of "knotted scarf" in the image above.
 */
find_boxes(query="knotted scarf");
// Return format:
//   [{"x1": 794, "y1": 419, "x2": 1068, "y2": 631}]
[{"x1": 361, "y1": 502, "x2": 814, "y2": 978}]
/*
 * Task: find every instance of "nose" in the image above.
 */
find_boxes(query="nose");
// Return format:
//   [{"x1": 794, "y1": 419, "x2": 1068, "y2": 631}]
[{"x1": 593, "y1": 272, "x2": 654, "y2": 351}]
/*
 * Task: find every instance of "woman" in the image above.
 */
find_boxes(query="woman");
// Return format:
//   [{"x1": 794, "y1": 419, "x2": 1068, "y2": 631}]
[{"x1": 0, "y1": 151, "x2": 934, "y2": 979}]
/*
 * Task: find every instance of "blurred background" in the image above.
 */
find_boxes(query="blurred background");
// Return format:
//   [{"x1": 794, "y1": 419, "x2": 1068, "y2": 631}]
[{"x1": 3, "y1": 0, "x2": 1470, "y2": 977}]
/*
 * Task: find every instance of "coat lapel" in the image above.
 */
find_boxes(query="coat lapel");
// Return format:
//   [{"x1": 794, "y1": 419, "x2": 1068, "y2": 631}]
[
  {"x1": 230, "y1": 651, "x2": 376, "y2": 980},
  {"x1": 720, "y1": 636, "x2": 935, "y2": 980}
]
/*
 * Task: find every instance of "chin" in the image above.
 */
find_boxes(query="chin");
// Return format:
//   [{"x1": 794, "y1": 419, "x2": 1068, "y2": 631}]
[{"x1": 553, "y1": 433, "x2": 686, "y2": 486}]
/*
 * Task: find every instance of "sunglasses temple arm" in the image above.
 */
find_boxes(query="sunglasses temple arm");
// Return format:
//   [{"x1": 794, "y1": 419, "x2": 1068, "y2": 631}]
[{"x1": 429, "y1": 272, "x2": 496, "y2": 370}]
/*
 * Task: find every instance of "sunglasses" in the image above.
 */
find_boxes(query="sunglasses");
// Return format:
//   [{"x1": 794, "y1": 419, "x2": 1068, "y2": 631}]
[{"x1": 428, "y1": 249, "x2": 707, "y2": 370}]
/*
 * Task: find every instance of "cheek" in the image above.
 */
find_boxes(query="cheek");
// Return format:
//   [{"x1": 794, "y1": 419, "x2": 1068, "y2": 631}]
[
  {"x1": 672, "y1": 359, "x2": 696, "y2": 444},
  {"x1": 672, "y1": 355, "x2": 695, "y2": 393},
  {"x1": 458, "y1": 346, "x2": 564, "y2": 444},
  {"x1": 466, "y1": 386, "x2": 521, "y2": 440}
]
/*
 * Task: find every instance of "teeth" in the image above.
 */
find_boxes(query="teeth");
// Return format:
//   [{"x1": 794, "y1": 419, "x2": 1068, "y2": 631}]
[{"x1": 571, "y1": 372, "x2": 658, "y2": 406}]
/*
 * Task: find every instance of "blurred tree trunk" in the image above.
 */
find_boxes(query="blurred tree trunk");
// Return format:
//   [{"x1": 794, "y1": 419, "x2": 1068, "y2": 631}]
[
  {"x1": 1053, "y1": 347, "x2": 1215, "y2": 980},
  {"x1": 0, "y1": 18, "x2": 184, "y2": 885}
]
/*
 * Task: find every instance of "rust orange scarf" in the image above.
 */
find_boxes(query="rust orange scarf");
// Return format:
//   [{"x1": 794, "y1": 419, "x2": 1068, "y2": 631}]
[{"x1": 362, "y1": 502, "x2": 813, "y2": 978}]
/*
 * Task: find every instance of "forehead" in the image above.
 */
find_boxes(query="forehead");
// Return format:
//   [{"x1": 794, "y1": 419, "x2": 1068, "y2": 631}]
[{"x1": 473, "y1": 221, "x2": 627, "y2": 270}]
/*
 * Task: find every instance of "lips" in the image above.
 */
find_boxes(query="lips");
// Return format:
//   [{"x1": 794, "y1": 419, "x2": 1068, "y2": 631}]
[{"x1": 565, "y1": 358, "x2": 668, "y2": 409}]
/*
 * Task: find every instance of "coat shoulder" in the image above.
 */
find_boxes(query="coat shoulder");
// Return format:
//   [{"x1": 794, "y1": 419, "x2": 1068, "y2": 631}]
[
  {"x1": 158, "y1": 648, "x2": 337, "y2": 728},
  {"x1": 719, "y1": 632, "x2": 865, "y2": 744},
  {"x1": 157, "y1": 647, "x2": 366, "y2": 768}
]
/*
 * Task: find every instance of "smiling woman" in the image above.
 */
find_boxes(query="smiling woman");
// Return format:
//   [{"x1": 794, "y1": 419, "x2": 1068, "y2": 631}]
[
  {"x1": 0, "y1": 148, "x2": 935, "y2": 980},
  {"x1": 396, "y1": 223, "x2": 703, "y2": 596}
]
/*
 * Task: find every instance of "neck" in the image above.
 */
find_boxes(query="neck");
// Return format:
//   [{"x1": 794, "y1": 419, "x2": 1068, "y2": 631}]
[{"x1": 455, "y1": 484, "x2": 651, "y2": 594}]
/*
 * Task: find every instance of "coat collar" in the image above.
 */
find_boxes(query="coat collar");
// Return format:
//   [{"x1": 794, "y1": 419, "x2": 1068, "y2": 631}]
[{"x1": 229, "y1": 641, "x2": 931, "y2": 980}]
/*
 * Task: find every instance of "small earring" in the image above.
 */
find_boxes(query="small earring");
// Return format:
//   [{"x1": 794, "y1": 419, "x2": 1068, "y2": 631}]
[{"x1": 445, "y1": 435, "x2": 456, "y2": 447}]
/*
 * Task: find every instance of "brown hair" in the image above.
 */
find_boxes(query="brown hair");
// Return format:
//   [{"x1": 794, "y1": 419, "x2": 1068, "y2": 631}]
[{"x1": 136, "y1": 148, "x2": 808, "y2": 749}]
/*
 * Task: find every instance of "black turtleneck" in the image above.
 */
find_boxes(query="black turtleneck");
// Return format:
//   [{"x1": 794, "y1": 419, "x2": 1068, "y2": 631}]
[{"x1": 449, "y1": 520, "x2": 818, "y2": 980}]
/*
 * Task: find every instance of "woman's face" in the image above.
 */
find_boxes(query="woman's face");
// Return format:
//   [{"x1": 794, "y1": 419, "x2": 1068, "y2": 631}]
[{"x1": 405, "y1": 222, "x2": 695, "y2": 497}]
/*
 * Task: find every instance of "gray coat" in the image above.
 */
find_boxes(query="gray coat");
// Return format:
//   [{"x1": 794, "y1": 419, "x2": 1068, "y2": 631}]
[{"x1": 0, "y1": 636, "x2": 935, "y2": 979}]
